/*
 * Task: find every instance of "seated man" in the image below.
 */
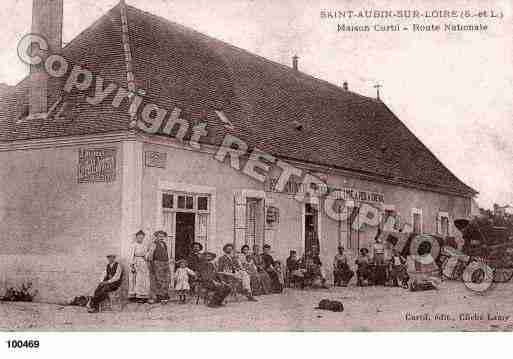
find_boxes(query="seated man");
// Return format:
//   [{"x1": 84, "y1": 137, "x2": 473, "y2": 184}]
[
  {"x1": 303, "y1": 245, "x2": 328, "y2": 288},
  {"x1": 262, "y1": 244, "x2": 283, "y2": 293},
  {"x1": 355, "y1": 248, "x2": 371, "y2": 286},
  {"x1": 286, "y1": 250, "x2": 305, "y2": 288},
  {"x1": 187, "y1": 242, "x2": 205, "y2": 273},
  {"x1": 198, "y1": 252, "x2": 231, "y2": 308},
  {"x1": 333, "y1": 246, "x2": 354, "y2": 287},
  {"x1": 217, "y1": 243, "x2": 257, "y2": 301},
  {"x1": 88, "y1": 254, "x2": 123, "y2": 313}
]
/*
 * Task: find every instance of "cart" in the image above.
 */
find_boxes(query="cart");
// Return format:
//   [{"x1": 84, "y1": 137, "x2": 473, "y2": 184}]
[{"x1": 453, "y1": 218, "x2": 513, "y2": 283}]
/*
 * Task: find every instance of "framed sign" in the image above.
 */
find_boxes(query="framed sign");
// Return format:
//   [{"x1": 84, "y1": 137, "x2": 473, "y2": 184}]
[
  {"x1": 145, "y1": 151, "x2": 167, "y2": 169},
  {"x1": 266, "y1": 206, "x2": 280, "y2": 225},
  {"x1": 78, "y1": 148, "x2": 117, "y2": 183}
]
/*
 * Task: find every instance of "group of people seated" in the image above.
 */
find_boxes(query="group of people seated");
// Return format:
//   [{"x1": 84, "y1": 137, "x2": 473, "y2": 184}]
[
  {"x1": 285, "y1": 244, "x2": 330, "y2": 289},
  {"x1": 87, "y1": 230, "x2": 285, "y2": 312},
  {"x1": 187, "y1": 242, "x2": 284, "y2": 307},
  {"x1": 354, "y1": 237, "x2": 409, "y2": 288},
  {"x1": 285, "y1": 239, "x2": 409, "y2": 289},
  {"x1": 87, "y1": 230, "x2": 412, "y2": 313}
]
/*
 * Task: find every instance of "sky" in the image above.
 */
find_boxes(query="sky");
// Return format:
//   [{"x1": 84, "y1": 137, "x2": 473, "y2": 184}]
[{"x1": 0, "y1": 0, "x2": 511, "y2": 209}]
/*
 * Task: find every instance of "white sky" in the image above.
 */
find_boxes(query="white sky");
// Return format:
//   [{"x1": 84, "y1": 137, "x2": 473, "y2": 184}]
[{"x1": 0, "y1": 0, "x2": 511, "y2": 208}]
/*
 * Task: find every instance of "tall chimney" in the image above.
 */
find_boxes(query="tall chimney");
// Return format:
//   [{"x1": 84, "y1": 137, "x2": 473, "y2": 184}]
[
  {"x1": 29, "y1": 0, "x2": 63, "y2": 116},
  {"x1": 342, "y1": 81, "x2": 348, "y2": 91},
  {"x1": 292, "y1": 55, "x2": 299, "y2": 71}
]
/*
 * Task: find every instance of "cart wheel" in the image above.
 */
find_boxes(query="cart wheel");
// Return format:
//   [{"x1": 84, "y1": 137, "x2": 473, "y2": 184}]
[{"x1": 493, "y1": 268, "x2": 513, "y2": 283}]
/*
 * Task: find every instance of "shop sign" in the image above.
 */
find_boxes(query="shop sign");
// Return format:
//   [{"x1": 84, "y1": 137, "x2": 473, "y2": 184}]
[
  {"x1": 266, "y1": 178, "x2": 384, "y2": 204},
  {"x1": 266, "y1": 206, "x2": 280, "y2": 225},
  {"x1": 78, "y1": 148, "x2": 117, "y2": 183}
]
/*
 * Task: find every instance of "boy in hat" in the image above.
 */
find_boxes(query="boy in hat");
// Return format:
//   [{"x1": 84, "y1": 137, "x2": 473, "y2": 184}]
[
  {"x1": 198, "y1": 251, "x2": 231, "y2": 307},
  {"x1": 148, "y1": 230, "x2": 171, "y2": 303},
  {"x1": 88, "y1": 254, "x2": 123, "y2": 313}
]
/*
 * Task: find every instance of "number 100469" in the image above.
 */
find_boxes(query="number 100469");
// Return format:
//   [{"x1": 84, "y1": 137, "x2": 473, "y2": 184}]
[{"x1": 6, "y1": 339, "x2": 40, "y2": 349}]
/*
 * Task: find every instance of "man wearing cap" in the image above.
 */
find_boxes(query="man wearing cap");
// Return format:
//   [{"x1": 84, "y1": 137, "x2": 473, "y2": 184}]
[
  {"x1": 198, "y1": 251, "x2": 231, "y2": 307},
  {"x1": 148, "y1": 230, "x2": 171, "y2": 303},
  {"x1": 128, "y1": 230, "x2": 151, "y2": 303},
  {"x1": 262, "y1": 244, "x2": 283, "y2": 293},
  {"x1": 187, "y1": 242, "x2": 204, "y2": 273},
  {"x1": 88, "y1": 254, "x2": 123, "y2": 313},
  {"x1": 186, "y1": 242, "x2": 204, "y2": 292},
  {"x1": 217, "y1": 243, "x2": 257, "y2": 302}
]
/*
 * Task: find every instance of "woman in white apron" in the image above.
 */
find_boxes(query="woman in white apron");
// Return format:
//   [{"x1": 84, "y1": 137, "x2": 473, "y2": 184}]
[{"x1": 128, "y1": 230, "x2": 151, "y2": 302}]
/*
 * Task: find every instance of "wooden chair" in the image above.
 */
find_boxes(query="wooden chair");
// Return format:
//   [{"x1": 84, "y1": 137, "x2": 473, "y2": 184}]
[{"x1": 99, "y1": 288, "x2": 124, "y2": 312}]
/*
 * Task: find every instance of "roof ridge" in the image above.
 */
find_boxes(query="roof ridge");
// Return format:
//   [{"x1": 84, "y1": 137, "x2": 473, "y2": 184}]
[
  {"x1": 125, "y1": 4, "x2": 375, "y2": 104},
  {"x1": 119, "y1": 0, "x2": 138, "y2": 126},
  {"x1": 379, "y1": 102, "x2": 477, "y2": 195}
]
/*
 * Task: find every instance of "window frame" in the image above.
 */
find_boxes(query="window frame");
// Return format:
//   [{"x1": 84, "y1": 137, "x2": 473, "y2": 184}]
[
  {"x1": 437, "y1": 211, "x2": 450, "y2": 236},
  {"x1": 411, "y1": 208, "x2": 423, "y2": 234}
]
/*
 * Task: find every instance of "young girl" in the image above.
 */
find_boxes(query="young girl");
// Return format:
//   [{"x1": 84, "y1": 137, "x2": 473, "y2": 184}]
[{"x1": 174, "y1": 259, "x2": 196, "y2": 303}]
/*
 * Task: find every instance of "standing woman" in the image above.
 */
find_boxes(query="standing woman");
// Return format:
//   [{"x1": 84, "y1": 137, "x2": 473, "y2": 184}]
[
  {"x1": 147, "y1": 230, "x2": 171, "y2": 303},
  {"x1": 251, "y1": 244, "x2": 272, "y2": 294},
  {"x1": 128, "y1": 230, "x2": 151, "y2": 303}
]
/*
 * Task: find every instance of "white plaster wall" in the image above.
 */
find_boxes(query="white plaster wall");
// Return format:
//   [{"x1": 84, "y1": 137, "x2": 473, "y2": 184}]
[
  {"x1": 140, "y1": 142, "x2": 471, "y2": 282},
  {"x1": 0, "y1": 143, "x2": 123, "y2": 303}
]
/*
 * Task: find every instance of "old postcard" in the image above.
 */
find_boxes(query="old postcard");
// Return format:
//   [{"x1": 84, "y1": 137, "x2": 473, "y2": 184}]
[{"x1": 0, "y1": 0, "x2": 512, "y2": 338}]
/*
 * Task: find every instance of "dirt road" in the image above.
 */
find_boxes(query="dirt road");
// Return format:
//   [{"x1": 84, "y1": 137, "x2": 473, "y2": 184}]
[{"x1": 1, "y1": 281, "x2": 512, "y2": 331}]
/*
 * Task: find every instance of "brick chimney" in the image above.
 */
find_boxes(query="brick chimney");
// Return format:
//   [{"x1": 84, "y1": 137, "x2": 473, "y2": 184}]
[
  {"x1": 292, "y1": 55, "x2": 299, "y2": 71},
  {"x1": 29, "y1": 0, "x2": 63, "y2": 116}
]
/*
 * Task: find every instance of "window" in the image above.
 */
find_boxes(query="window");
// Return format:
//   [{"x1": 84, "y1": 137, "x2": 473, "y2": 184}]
[
  {"x1": 162, "y1": 192, "x2": 209, "y2": 213},
  {"x1": 162, "y1": 193, "x2": 174, "y2": 209},
  {"x1": 412, "y1": 208, "x2": 422, "y2": 234},
  {"x1": 383, "y1": 209, "x2": 396, "y2": 231},
  {"x1": 177, "y1": 195, "x2": 194, "y2": 210},
  {"x1": 437, "y1": 212, "x2": 450, "y2": 236},
  {"x1": 245, "y1": 198, "x2": 264, "y2": 247},
  {"x1": 198, "y1": 196, "x2": 209, "y2": 211},
  {"x1": 177, "y1": 195, "x2": 186, "y2": 209}
]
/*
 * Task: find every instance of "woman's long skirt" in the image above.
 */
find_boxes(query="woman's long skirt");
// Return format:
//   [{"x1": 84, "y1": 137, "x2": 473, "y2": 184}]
[
  {"x1": 128, "y1": 257, "x2": 151, "y2": 299},
  {"x1": 151, "y1": 260, "x2": 171, "y2": 300}
]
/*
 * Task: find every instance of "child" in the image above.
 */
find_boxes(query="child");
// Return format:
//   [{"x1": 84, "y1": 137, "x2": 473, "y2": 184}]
[
  {"x1": 174, "y1": 259, "x2": 196, "y2": 303},
  {"x1": 273, "y1": 260, "x2": 284, "y2": 293},
  {"x1": 389, "y1": 249, "x2": 409, "y2": 288}
]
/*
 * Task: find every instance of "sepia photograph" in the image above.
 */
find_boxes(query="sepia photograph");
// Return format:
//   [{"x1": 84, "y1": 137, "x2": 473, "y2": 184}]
[{"x1": 0, "y1": 0, "x2": 511, "y2": 345}]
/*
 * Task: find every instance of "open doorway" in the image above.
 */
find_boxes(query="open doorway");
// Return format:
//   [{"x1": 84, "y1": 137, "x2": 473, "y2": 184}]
[
  {"x1": 304, "y1": 203, "x2": 319, "y2": 254},
  {"x1": 175, "y1": 212, "x2": 195, "y2": 262}
]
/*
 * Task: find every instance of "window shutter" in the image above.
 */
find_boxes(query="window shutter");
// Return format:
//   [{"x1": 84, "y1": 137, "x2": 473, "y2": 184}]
[
  {"x1": 234, "y1": 192, "x2": 246, "y2": 250},
  {"x1": 162, "y1": 211, "x2": 175, "y2": 260},
  {"x1": 196, "y1": 213, "x2": 209, "y2": 250}
]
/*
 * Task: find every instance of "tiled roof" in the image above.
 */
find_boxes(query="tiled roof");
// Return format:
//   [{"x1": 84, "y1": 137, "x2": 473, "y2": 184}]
[
  {"x1": 0, "y1": 5, "x2": 129, "y2": 141},
  {"x1": 0, "y1": 4, "x2": 476, "y2": 196}
]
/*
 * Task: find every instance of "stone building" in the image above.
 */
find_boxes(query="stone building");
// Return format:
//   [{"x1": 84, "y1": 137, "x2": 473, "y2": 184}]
[{"x1": 0, "y1": 1, "x2": 476, "y2": 302}]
